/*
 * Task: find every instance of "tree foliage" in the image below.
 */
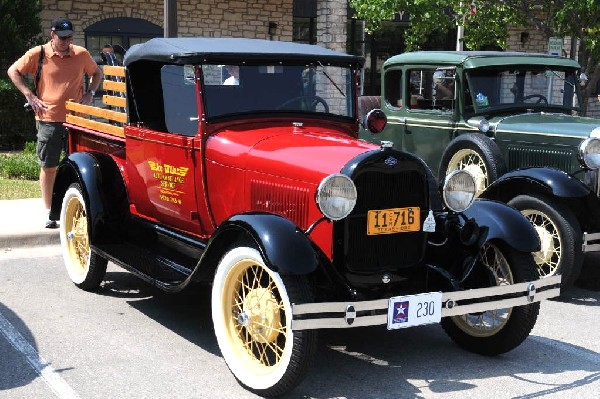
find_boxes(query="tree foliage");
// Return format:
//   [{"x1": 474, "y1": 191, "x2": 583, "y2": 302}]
[
  {"x1": 0, "y1": 0, "x2": 42, "y2": 73},
  {"x1": 350, "y1": 0, "x2": 524, "y2": 51}
]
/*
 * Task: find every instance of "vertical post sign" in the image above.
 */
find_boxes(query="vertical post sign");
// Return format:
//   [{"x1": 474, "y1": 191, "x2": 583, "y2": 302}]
[{"x1": 548, "y1": 37, "x2": 563, "y2": 56}]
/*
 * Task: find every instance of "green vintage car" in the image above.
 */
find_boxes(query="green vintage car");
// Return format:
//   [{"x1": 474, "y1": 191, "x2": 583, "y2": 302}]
[{"x1": 360, "y1": 51, "x2": 600, "y2": 286}]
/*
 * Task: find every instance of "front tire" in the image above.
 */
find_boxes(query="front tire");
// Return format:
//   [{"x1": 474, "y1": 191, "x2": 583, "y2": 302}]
[
  {"x1": 441, "y1": 241, "x2": 540, "y2": 356},
  {"x1": 439, "y1": 134, "x2": 507, "y2": 197},
  {"x1": 211, "y1": 247, "x2": 317, "y2": 397},
  {"x1": 508, "y1": 194, "x2": 583, "y2": 287},
  {"x1": 60, "y1": 184, "x2": 107, "y2": 291}
]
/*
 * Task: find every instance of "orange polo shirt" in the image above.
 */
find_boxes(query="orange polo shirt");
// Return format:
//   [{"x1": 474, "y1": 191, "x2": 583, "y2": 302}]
[{"x1": 13, "y1": 41, "x2": 98, "y2": 122}]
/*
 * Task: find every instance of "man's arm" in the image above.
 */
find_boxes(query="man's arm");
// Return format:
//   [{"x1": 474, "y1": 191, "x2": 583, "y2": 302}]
[
  {"x1": 81, "y1": 65, "x2": 104, "y2": 105},
  {"x1": 7, "y1": 61, "x2": 48, "y2": 116}
]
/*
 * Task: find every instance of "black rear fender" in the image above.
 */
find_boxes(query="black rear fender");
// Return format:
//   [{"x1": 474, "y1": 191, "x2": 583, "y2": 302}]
[{"x1": 51, "y1": 152, "x2": 128, "y2": 243}]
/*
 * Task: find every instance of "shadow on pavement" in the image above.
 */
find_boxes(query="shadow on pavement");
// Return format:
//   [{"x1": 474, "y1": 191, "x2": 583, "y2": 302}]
[{"x1": 90, "y1": 268, "x2": 600, "y2": 399}]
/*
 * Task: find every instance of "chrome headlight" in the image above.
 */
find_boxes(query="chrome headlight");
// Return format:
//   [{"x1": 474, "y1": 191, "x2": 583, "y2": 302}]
[
  {"x1": 443, "y1": 170, "x2": 476, "y2": 212},
  {"x1": 316, "y1": 174, "x2": 357, "y2": 220},
  {"x1": 478, "y1": 119, "x2": 490, "y2": 133},
  {"x1": 579, "y1": 138, "x2": 600, "y2": 169}
]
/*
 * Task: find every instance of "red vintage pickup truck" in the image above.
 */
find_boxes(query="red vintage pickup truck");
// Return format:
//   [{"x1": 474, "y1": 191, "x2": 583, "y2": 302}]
[{"x1": 50, "y1": 38, "x2": 560, "y2": 397}]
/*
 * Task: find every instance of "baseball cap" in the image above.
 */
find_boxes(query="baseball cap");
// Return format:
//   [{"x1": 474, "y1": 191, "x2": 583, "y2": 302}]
[{"x1": 51, "y1": 17, "x2": 74, "y2": 37}]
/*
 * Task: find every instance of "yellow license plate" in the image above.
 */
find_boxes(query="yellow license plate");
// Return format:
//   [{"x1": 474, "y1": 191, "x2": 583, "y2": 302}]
[{"x1": 367, "y1": 207, "x2": 420, "y2": 235}]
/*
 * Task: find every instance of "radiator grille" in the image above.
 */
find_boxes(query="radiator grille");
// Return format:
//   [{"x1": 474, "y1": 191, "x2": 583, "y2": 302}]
[
  {"x1": 250, "y1": 180, "x2": 310, "y2": 228},
  {"x1": 507, "y1": 145, "x2": 577, "y2": 173},
  {"x1": 339, "y1": 167, "x2": 429, "y2": 273}
]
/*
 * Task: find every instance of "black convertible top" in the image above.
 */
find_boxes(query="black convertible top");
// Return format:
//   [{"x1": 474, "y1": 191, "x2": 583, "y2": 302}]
[{"x1": 124, "y1": 37, "x2": 364, "y2": 66}]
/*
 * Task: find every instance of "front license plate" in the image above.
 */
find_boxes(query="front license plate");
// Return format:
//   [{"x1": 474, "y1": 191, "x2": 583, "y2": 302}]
[
  {"x1": 367, "y1": 207, "x2": 420, "y2": 235},
  {"x1": 387, "y1": 292, "x2": 442, "y2": 330}
]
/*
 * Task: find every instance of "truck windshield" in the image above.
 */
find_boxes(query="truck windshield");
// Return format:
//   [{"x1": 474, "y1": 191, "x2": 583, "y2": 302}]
[
  {"x1": 465, "y1": 66, "x2": 582, "y2": 114},
  {"x1": 201, "y1": 63, "x2": 354, "y2": 119}
]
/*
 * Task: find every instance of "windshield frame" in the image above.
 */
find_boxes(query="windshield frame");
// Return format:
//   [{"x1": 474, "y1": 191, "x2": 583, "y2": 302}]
[{"x1": 198, "y1": 61, "x2": 358, "y2": 122}]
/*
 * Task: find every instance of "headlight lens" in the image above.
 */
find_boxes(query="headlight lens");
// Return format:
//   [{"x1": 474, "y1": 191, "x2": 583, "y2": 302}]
[
  {"x1": 579, "y1": 138, "x2": 600, "y2": 169},
  {"x1": 316, "y1": 174, "x2": 357, "y2": 220},
  {"x1": 443, "y1": 170, "x2": 476, "y2": 212},
  {"x1": 478, "y1": 119, "x2": 490, "y2": 133}
]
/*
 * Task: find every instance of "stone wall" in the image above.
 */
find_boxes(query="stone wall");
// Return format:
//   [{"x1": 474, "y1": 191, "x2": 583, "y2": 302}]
[
  {"x1": 316, "y1": 0, "x2": 346, "y2": 53},
  {"x1": 506, "y1": 27, "x2": 600, "y2": 117},
  {"x1": 40, "y1": 0, "x2": 294, "y2": 45}
]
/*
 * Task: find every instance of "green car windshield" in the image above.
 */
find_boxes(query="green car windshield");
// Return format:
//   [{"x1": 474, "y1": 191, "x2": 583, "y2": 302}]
[{"x1": 465, "y1": 66, "x2": 582, "y2": 114}]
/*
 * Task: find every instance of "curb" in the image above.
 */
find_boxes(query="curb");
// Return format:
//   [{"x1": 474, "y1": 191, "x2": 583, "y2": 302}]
[
  {"x1": 0, "y1": 229, "x2": 60, "y2": 250},
  {"x1": 0, "y1": 198, "x2": 60, "y2": 249}
]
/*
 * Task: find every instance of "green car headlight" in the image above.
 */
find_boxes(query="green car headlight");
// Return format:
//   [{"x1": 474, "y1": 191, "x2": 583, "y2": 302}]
[
  {"x1": 316, "y1": 174, "x2": 357, "y2": 220},
  {"x1": 579, "y1": 138, "x2": 600, "y2": 169},
  {"x1": 443, "y1": 170, "x2": 476, "y2": 212}
]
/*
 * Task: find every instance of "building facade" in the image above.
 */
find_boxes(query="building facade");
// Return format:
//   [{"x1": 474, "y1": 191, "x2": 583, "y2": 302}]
[{"x1": 39, "y1": 1, "x2": 597, "y2": 115}]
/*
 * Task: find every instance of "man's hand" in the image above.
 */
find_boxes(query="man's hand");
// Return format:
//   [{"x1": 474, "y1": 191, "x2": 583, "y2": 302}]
[
  {"x1": 25, "y1": 92, "x2": 48, "y2": 117},
  {"x1": 80, "y1": 92, "x2": 94, "y2": 106}
]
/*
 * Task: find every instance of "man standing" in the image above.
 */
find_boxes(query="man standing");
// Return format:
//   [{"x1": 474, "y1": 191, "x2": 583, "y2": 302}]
[{"x1": 7, "y1": 17, "x2": 103, "y2": 228}]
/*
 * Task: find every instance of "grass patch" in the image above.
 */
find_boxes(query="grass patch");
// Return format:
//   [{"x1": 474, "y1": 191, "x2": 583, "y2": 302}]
[
  {"x1": 0, "y1": 179, "x2": 39, "y2": 200},
  {"x1": 0, "y1": 141, "x2": 40, "y2": 199}
]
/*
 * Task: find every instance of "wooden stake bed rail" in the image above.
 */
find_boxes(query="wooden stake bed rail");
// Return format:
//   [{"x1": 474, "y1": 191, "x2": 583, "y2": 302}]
[{"x1": 66, "y1": 65, "x2": 127, "y2": 138}]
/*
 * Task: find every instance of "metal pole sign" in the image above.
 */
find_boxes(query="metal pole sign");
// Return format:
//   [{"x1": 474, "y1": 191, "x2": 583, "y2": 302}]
[{"x1": 548, "y1": 37, "x2": 563, "y2": 56}]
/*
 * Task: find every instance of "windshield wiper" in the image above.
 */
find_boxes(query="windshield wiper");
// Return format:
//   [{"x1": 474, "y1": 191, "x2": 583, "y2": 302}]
[
  {"x1": 550, "y1": 70, "x2": 574, "y2": 88},
  {"x1": 317, "y1": 61, "x2": 345, "y2": 97}
]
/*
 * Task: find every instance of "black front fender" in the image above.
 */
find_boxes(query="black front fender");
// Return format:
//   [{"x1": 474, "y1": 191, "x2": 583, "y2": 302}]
[
  {"x1": 482, "y1": 167, "x2": 591, "y2": 201},
  {"x1": 202, "y1": 212, "x2": 320, "y2": 276},
  {"x1": 462, "y1": 200, "x2": 540, "y2": 253}
]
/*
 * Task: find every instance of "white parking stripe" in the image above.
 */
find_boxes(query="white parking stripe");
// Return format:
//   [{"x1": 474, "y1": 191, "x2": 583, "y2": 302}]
[{"x1": 0, "y1": 311, "x2": 81, "y2": 399}]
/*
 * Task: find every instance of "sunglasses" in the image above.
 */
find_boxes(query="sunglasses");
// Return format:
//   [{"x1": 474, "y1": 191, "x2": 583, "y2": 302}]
[{"x1": 55, "y1": 34, "x2": 73, "y2": 41}]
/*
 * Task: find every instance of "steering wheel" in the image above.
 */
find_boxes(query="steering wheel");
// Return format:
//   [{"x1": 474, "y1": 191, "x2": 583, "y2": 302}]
[
  {"x1": 277, "y1": 95, "x2": 329, "y2": 113},
  {"x1": 522, "y1": 94, "x2": 548, "y2": 104}
]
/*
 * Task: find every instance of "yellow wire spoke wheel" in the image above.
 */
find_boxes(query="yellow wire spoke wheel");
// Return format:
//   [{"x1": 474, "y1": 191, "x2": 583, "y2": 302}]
[
  {"x1": 60, "y1": 184, "x2": 107, "y2": 290},
  {"x1": 447, "y1": 148, "x2": 489, "y2": 197},
  {"x1": 451, "y1": 243, "x2": 514, "y2": 337},
  {"x1": 521, "y1": 209, "x2": 561, "y2": 277},
  {"x1": 212, "y1": 247, "x2": 315, "y2": 396}
]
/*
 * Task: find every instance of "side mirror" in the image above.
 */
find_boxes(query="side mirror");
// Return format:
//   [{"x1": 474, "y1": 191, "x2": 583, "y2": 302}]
[{"x1": 363, "y1": 109, "x2": 387, "y2": 134}]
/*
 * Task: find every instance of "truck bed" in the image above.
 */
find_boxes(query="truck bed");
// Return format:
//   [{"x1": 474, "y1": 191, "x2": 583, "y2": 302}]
[{"x1": 65, "y1": 65, "x2": 127, "y2": 154}]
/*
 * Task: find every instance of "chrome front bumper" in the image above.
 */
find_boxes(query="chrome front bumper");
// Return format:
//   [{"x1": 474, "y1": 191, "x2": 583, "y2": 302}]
[
  {"x1": 291, "y1": 275, "x2": 561, "y2": 331},
  {"x1": 583, "y1": 231, "x2": 600, "y2": 252}
]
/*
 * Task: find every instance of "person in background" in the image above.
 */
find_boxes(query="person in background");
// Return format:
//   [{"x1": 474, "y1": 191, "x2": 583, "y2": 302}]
[
  {"x1": 7, "y1": 17, "x2": 103, "y2": 228},
  {"x1": 223, "y1": 65, "x2": 240, "y2": 85},
  {"x1": 433, "y1": 70, "x2": 454, "y2": 100}
]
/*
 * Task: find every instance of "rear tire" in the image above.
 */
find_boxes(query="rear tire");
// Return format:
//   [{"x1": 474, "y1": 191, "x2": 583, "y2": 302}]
[
  {"x1": 211, "y1": 246, "x2": 317, "y2": 397},
  {"x1": 60, "y1": 184, "x2": 107, "y2": 291},
  {"x1": 441, "y1": 241, "x2": 540, "y2": 355},
  {"x1": 508, "y1": 194, "x2": 583, "y2": 287}
]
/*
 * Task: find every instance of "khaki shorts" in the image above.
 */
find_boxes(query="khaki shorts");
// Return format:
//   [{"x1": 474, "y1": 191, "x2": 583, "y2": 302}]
[{"x1": 36, "y1": 121, "x2": 67, "y2": 168}]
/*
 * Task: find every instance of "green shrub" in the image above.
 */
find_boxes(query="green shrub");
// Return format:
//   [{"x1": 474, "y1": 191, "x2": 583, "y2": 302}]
[
  {"x1": 0, "y1": 150, "x2": 39, "y2": 180},
  {"x1": 23, "y1": 140, "x2": 36, "y2": 154},
  {"x1": 0, "y1": 78, "x2": 37, "y2": 150}
]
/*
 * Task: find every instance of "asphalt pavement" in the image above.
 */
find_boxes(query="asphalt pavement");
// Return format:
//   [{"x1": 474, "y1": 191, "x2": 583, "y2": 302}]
[{"x1": 0, "y1": 198, "x2": 60, "y2": 249}]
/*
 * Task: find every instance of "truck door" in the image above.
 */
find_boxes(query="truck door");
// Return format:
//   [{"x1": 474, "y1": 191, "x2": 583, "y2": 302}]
[
  {"x1": 401, "y1": 67, "x2": 457, "y2": 176},
  {"x1": 376, "y1": 67, "x2": 409, "y2": 149},
  {"x1": 125, "y1": 65, "x2": 206, "y2": 235}
]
